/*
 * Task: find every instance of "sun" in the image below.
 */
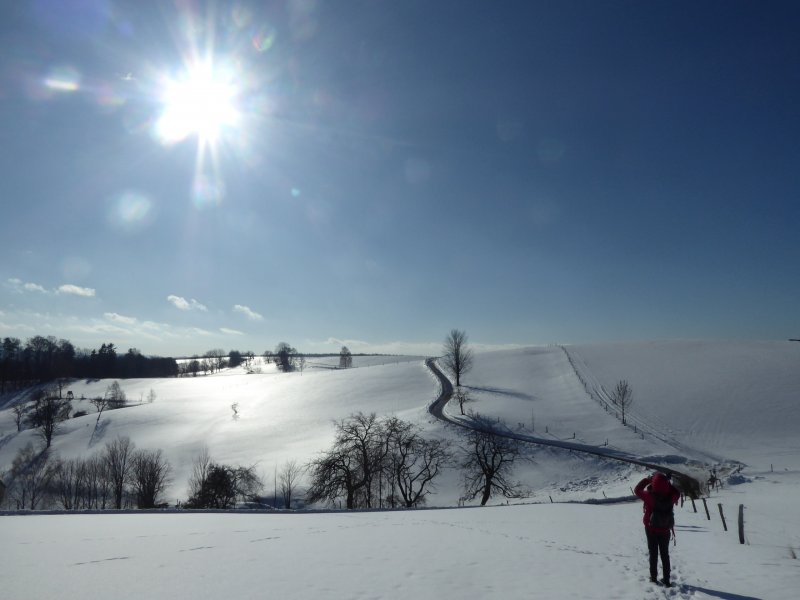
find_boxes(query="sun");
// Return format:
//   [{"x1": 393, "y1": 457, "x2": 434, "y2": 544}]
[{"x1": 155, "y1": 60, "x2": 241, "y2": 146}]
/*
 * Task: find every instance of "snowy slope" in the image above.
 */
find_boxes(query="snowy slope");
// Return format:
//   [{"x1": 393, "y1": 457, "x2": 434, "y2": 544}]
[
  {"x1": 2, "y1": 500, "x2": 798, "y2": 600},
  {"x1": 2, "y1": 341, "x2": 800, "y2": 599},
  {"x1": 569, "y1": 340, "x2": 800, "y2": 470},
  {"x1": 0, "y1": 359, "x2": 437, "y2": 502}
]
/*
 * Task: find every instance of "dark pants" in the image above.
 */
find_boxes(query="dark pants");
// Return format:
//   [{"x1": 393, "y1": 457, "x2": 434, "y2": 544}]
[{"x1": 646, "y1": 529, "x2": 671, "y2": 581}]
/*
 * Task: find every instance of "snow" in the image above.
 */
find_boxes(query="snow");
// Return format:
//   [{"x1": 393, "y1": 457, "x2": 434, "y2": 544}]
[{"x1": 2, "y1": 341, "x2": 800, "y2": 598}]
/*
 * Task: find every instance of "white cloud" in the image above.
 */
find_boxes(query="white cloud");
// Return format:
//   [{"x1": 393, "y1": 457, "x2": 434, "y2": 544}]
[
  {"x1": 57, "y1": 284, "x2": 96, "y2": 297},
  {"x1": 233, "y1": 304, "x2": 263, "y2": 321},
  {"x1": 220, "y1": 327, "x2": 244, "y2": 335},
  {"x1": 7, "y1": 278, "x2": 48, "y2": 294},
  {"x1": 104, "y1": 312, "x2": 137, "y2": 325},
  {"x1": 167, "y1": 295, "x2": 208, "y2": 311}
]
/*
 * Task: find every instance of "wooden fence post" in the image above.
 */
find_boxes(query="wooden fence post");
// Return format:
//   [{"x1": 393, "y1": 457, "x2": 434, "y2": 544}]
[
  {"x1": 738, "y1": 504, "x2": 745, "y2": 544},
  {"x1": 718, "y1": 503, "x2": 728, "y2": 531},
  {"x1": 702, "y1": 498, "x2": 710, "y2": 520}
]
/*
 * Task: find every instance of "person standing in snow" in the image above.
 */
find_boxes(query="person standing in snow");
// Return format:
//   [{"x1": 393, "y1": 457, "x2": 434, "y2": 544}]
[{"x1": 634, "y1": 472, "x2": 680, "y2": 587}]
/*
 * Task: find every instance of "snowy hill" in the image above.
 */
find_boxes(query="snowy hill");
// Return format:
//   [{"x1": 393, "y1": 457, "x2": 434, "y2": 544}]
[{"x1": 2, "y1": 340, "x2": 799, "y2": 598}]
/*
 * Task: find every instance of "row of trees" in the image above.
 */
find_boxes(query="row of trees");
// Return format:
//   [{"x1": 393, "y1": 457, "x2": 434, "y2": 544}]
[
  {"x1": 264, "y1": 344, "x2": 353, "y2": 373},
  {"x1": 4, "y1": 437, "x2": 171, "y2": 510},
  {"x1": 2, "y1": 440, "x2": 267, "y2": 511},
  {"x1": 306, "y1": 412, "x2": 527, "y2": 509},
  {"x1": 3, "y1": 412, "x2": 528, "y2": 511},
  {"x1": 0, "y1": 336, "x2": 178, "y2": 391},
  {"x1": 177, "y1": 349, "x2": 258, "y2": 377}
]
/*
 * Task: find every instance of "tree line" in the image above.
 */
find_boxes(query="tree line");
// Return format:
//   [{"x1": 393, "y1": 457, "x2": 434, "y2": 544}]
[
  {"x1": 1, "y1": 336, "x2": 178, "y2": 391},
  {"x1": 4, "y1": 437, "x2": 171, "y2": 510},
  {"x1": 2, "y1": 412, "x2": 528, "y2": 511},
  {"x1": 2, "y1": 438, "x2": 265, "y2": 511},
  {"x1": 306, "y1": 411, "x2": 528, "y2": 509}
]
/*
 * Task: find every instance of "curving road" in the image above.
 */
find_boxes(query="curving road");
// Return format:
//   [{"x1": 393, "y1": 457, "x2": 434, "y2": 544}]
[{"x1": 425, "y1": 358, "x2": 702, "y2": 497}]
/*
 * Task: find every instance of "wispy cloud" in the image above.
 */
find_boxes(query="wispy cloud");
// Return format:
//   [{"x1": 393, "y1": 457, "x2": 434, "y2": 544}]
[
  {"x1": 167, "y1": 295, "x2": 208, "y2": 311},
  {"x1": 189, "y1": 327, "x2": 212, "y2": 336},
  {"x1": 233, "y1": 304, "x2": 263, "y2": 321},
  {"x1": 57, "y1": 284, "x2": 96, "y2": 297},
  {"x1": 7, "y1": 278, "x2": 48, "y2": 294},
  {"x1": 220, "y1": 327, "x2": 244, "y2": 335},
  {"x1": 104, "y1": 312, "x2": 137, "y2": 325}
]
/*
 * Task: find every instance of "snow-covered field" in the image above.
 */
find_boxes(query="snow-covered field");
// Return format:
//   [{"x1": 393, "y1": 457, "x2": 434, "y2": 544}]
[{"x1": 2, "y1": 341, "x2": 799, "y2": 599}]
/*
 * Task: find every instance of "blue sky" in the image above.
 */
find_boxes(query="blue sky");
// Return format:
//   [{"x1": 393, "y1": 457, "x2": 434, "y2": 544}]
[{"x1": 1, "y1": 0, "x2": 798, "y2": 357}]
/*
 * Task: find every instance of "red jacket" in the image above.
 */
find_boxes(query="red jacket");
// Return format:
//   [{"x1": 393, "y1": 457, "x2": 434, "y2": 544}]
[{"x1": 634, "y1": 475, "x2": 680, "y2": 533}]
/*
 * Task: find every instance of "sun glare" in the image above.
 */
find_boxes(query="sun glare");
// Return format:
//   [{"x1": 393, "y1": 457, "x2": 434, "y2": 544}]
[{"x1": 156, "y1": 61, "x2": 241, "y2": 145}]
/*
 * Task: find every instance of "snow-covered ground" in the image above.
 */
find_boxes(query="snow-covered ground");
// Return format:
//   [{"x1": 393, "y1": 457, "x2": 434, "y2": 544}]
[{"x1": 2, "y1": 340, "x2": 799, "y2": 598}]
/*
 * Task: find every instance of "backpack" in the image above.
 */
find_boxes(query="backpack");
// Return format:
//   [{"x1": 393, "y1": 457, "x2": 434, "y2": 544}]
[{"x1": 649, "y1": 492, "x2": 675, "y2": 529}]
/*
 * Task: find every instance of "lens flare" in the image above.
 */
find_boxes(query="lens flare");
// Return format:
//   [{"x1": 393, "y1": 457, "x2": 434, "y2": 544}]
[
  {"x1": 43, "y1": 66, "x2": 81, "y2": 92},
  {"x1": 109, "y1": 191, "x2": 155, "y2": 232},
  {"x1": 96, "y1": 82, "x2": 126, "y2": 108},
  {"x1": 252, "y1": 28, "x2": 276, "y2": 53}
]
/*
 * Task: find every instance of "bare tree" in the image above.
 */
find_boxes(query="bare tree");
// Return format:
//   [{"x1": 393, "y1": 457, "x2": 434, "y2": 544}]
[
  {"x1": 385, "y1": 417, "x2": 451, "y2": 508},
  {"x1": 105, "y1": 380, "x2": 127, "y2": 409},
  {"x1": 131, "y1": 449, "x2": 172, "y2": 508},
  {"x1": 90, "y1": 394, "x2": 109, "y2": 432},
  {"x1": 611, "y1": 379, "x2": 633, "y2": 425},
  {"x1": 84, "y1": 454, "x2": 112, "y2": 509},
  {"x1": 442, "y1": 329, "x2": 474, "y2": 387},
  {"x1": 232, "y1": 465, "x2": 263, "y2": 504},
  {"x1": 54, "y1": 457, "x2": 88, "y2": 510},
  {"x1": 454, "y1": 387, "x2": 470, "y2": 416},
  {"x1": 103, "y1": 436, "x2": 135, "y2": 509},
  {"x1": 306, "y1": 412, "x2": 384, "y2": 509},
  {"x1": 279, "y1": 459, "x2": 302, "y2": 509},
  {"x1": 306, "y1": 414, "x2": 450, "y2": 510},
  {"x1": 7, "y1": 443, "x2": 57, "y2": 509},
  {"x1": 27, "y1": 388, "x2": 71, "y2": 448},
  {"x1": 339, "y1": 346, "x2": 353, "y2": 369},
  {"x1": 12, "y1": 403, "x2": 25, "y2": 432},
  {"x1": 187, "y1": 446, "x2": 213, "y2": 502},
  {"x1": 460, "y1": 416, "x2": 525, "y2": 506}
]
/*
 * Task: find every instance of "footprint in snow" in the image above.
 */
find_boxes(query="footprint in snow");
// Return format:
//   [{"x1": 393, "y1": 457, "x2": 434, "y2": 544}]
[{"x1": 74, "y1": 556, "x2": 131, "y2": 566}]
